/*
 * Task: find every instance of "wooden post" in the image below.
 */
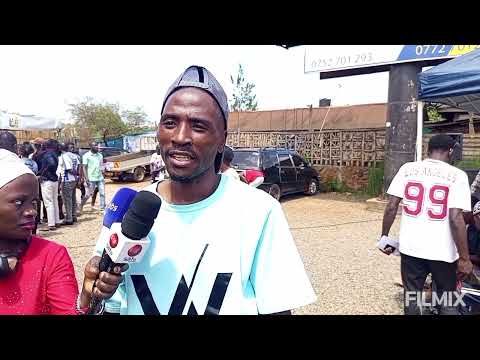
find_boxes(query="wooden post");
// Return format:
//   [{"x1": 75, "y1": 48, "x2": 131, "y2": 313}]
[{"x1": 469, "y1": 112, "x2": 475, "y2": 135}]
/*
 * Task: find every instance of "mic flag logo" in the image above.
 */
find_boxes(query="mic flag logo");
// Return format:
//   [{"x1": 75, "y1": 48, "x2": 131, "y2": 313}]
[
  {"x1": 109, "y1": 234, "x2": 119, "y2": 248},
  {"x1": 131, "y1": 244, "x2": 232, "y2": 315},
  {"x1": 128, "y1": 245, "x2": 143, "y2": 257}
]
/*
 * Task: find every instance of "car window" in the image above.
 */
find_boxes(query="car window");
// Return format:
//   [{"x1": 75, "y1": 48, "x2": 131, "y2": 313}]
[
  {"x1": 291, "y1": 154, "x2": 306, "y2": 167},
  {"x1": 232, "y1": 151, "x2": 260, "y2": 169},
  {"x1": 278, "y1": 153, "x2": 293, "y2": 167},
  {"x1": 262, "y1": 151, "x2": 278, "y2": 168}
]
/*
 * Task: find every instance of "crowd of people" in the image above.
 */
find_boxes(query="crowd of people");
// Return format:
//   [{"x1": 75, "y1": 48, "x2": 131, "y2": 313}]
[{"x1": 0, "y1": 135, "x2": 106, "y2": 233}]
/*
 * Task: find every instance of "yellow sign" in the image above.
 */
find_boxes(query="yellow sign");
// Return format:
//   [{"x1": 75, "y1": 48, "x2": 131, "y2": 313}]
[{"x1": 449, "y1": 45, "x2": 480, "y2": 56}]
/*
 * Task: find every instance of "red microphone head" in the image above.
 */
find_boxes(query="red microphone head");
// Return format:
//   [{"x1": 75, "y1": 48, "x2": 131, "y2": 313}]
[
  {"x1": 109, "y1": 234, "x2": 119, "y2": 248},
  {"x1": 128, "y1": 244, "x2": 143, "y2": 257}
]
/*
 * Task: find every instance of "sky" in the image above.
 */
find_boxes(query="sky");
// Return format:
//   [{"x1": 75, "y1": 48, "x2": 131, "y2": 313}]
[{"x1": 0, "y1": 45, "x2": 390, "y2": 123}]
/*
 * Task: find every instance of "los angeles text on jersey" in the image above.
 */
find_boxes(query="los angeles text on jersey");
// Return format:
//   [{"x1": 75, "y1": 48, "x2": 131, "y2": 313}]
[{"x1": 403, "y1": 164, "x2": 459, "y2": 184}]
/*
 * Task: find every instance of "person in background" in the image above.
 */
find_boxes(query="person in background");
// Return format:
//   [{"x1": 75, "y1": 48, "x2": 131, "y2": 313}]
[
  {"x1": 18, "y1": 143, "x2": 38, "y2": 175},
  {"x1": 0, "y1": 131, "x2": 18, "y2": 154},
  {"x1": 56, "y1": 143, "x2": 65, "y2": 221},
  {"x1": 31, "y1": 138, "x2": 48, "y2": 226},
  {"x1": 38, "y1": 139, "x2": 62, "y2": 231},
  {"x1": 18, "y1": 143, "x2": 39, "y2": 234},
  {"x1": 220, "y1": 146, "x2": 241, "y2": 181},
  {"x1": 467, "y1": 202, "x2": 480, "y2": 271},
  {"x1": 79, "y1": 142, "x2": 105, "y2": 213},
  {"x1": 0, "y1": 151, "x2": 78, "y2": 314},
  {"x1": 58, "y1": 142, "x2": 80, "y2": 225},
  {"x1": 74, "y1": 146, "x2": 98, "y2": 211},
  {"x1": 380, "y1": 134, "x2": 472, "y2": 315},
  {"x1": 470, "y1": 168, "x2": 480, "y2": 202},
  {"x1": 150, "y1": 144, "x2": 166, "y2": 183}
]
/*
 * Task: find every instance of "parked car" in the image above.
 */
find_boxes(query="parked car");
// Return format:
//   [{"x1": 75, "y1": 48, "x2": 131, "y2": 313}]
[{"x1": 231, "y1": 147, "x2": 320, "y2": 200}]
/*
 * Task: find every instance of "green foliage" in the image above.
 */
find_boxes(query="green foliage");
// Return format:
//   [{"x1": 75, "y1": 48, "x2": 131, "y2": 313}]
[
  {"x1": 455, "y1": 160, "x2": 480, "y2": 170},
  {"x1": 122, "y1": 108, "x2": 156, "y2": 135},
  {"x1": 367, "y1": 161, "x2": 384, "y2": 196},
  {"x1": 69, "y1": 99, "x2": 157, "y2": 144},
  {"x1": 69, "y1": 98, "x2": 127, "y2": 145},
  {"x1": 328, "y1": 178, "x2": 348, "y2": 192},
  {"x1": 230, "y1": 64, "x2": 258, "y2": 111},
  {"x1": 425, "y1": 103, "x2": 443, "y2": 122}
]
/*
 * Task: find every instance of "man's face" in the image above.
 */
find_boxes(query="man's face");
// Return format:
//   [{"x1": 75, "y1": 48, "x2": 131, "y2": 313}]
[
  {"x1": 67, "y1": 144, "x2": 75, "y2": 153},
  {"x1": 91, "y1": 143, "x2": 99, "y2": 153},
  {"x1": 158, "y1": 88, "x2": 226, "y2": 183}
]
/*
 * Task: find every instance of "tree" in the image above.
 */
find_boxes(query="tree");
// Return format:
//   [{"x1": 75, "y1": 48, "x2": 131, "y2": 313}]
[
  {"x1": 425, "y1": 103, "x2": 443, "y2": 122},
  {"x1": 122, "y1": 107, "x2": 148, "y2": 128},
  {"x1": 121, "y1": 107, "x2": 154, "y2": 135},
  {"x1": 230, "y1": 64, "x2": 258, "y2": 111},
  {"x1": 69, "y1": 98, "x2": 127, "y2": 145}
]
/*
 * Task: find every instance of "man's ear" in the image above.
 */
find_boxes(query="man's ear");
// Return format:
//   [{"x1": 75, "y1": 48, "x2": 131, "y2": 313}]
[{"x1": 218, "y1": 130, "x2": 227, "y2": 154}]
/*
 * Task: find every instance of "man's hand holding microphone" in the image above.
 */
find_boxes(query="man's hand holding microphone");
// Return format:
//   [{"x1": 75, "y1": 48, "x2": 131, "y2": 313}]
[
  {"x1": 79, "y1": 257, "x2": 127, "y2": 313},
  {"x1": 78, "y1": 188, "x2": 161, "y2": 314}
]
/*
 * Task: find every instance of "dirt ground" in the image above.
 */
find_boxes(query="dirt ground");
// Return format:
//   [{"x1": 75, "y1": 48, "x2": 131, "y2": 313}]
[{"x1": 43, "y1": 179, "x2": 403, "y2": 315}]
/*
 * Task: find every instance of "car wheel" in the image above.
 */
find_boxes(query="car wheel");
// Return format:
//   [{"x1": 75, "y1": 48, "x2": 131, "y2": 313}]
[
  {"x1": 133, "y1": 167, "x2": 146, "y2": 182},
  {"x1": 305, "y1": 178, "x2": 318, "y2": 195},
  {"x1": 268, "y1": 184, "x2": 281, "y2": 201}
]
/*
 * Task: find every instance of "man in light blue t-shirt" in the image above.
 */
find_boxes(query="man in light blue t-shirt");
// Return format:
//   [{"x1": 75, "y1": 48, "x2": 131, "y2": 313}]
[
  {"x1": 80, "y1": 142, "x2": 105, "y2": 213},
  {"x1": 78, "y1": 66, "x2": 316, "y2": 315}
]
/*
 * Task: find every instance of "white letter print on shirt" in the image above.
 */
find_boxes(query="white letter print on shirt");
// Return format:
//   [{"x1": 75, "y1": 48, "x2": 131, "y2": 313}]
[{"x1": 131, "y1": 244, "x2": 233, "y2": 315}]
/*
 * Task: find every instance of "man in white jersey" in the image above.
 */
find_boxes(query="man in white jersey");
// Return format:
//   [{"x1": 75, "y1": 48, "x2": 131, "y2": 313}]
[
  {"x1": 381, "y1": 134, "x2": 473, "y2": 315},
  {"x1": 78, "y1": 65, "x2": 316, "y2": 315}
]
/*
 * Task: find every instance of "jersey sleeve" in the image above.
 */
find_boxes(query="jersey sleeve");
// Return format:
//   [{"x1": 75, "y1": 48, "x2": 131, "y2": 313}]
[
  {"x1": 387, "y1": 164, "x2": 406, "y2": 198},
  {"x1": 249, "y1": 201, "x2": 316, "y2": 314},
  {"x1": 449, "y1": 171, "x2": 471, "y2": 211}
]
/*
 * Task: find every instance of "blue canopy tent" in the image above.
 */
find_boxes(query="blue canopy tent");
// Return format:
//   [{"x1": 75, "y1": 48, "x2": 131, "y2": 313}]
[
  {"x1": 415, "y1": 48, "x2": 480, "y2": 160},
  {"x1": 419, "y1": 48, "x2": 480, "y2": 114}
]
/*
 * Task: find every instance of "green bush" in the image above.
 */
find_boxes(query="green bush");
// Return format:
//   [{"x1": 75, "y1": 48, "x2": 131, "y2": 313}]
[
  {"x1": 329, "y1": 179, "x2": 344, "y2": 192},
  {"x1": 367, "y1": 162, "x2": 384, "y2": 196},
  {"x1": 455, "y1": 160, "x2": 480, "y2": 170}
]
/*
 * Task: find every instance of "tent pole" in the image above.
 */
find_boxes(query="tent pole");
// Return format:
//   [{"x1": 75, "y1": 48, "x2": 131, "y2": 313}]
[{"x1": 416, "y1": 101, "x2": 424, "y2": 161}]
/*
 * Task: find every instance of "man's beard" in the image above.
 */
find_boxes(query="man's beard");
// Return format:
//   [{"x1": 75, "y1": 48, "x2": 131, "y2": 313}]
[{"x1": 169, "y1": 165, "x2": 211, "y2": 184}]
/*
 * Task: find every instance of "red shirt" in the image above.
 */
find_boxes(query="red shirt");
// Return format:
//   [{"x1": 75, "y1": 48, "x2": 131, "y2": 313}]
[
  {"x1": 0, "y1": 236, "x2": 78, "y2": 315},
  {"x1": 245, "y1": 169, "x2": 264, "y2": 184}
]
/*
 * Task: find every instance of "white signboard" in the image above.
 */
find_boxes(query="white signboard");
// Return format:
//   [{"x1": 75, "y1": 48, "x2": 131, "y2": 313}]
[
  {"x1": 0, "y1": 111, "x2": 62, "y2": 130},
  {"x1": 304, "y1": 45, "x2": 480, "y2": 74}
]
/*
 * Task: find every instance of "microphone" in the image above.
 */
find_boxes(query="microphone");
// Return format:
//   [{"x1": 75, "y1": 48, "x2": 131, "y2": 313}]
[
  {"x1": 96, "y1": 188, "x2": 138, "y2": 247},
  {"x1": 88, "y1": 190, "x2": 162, "y2": 314}
]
